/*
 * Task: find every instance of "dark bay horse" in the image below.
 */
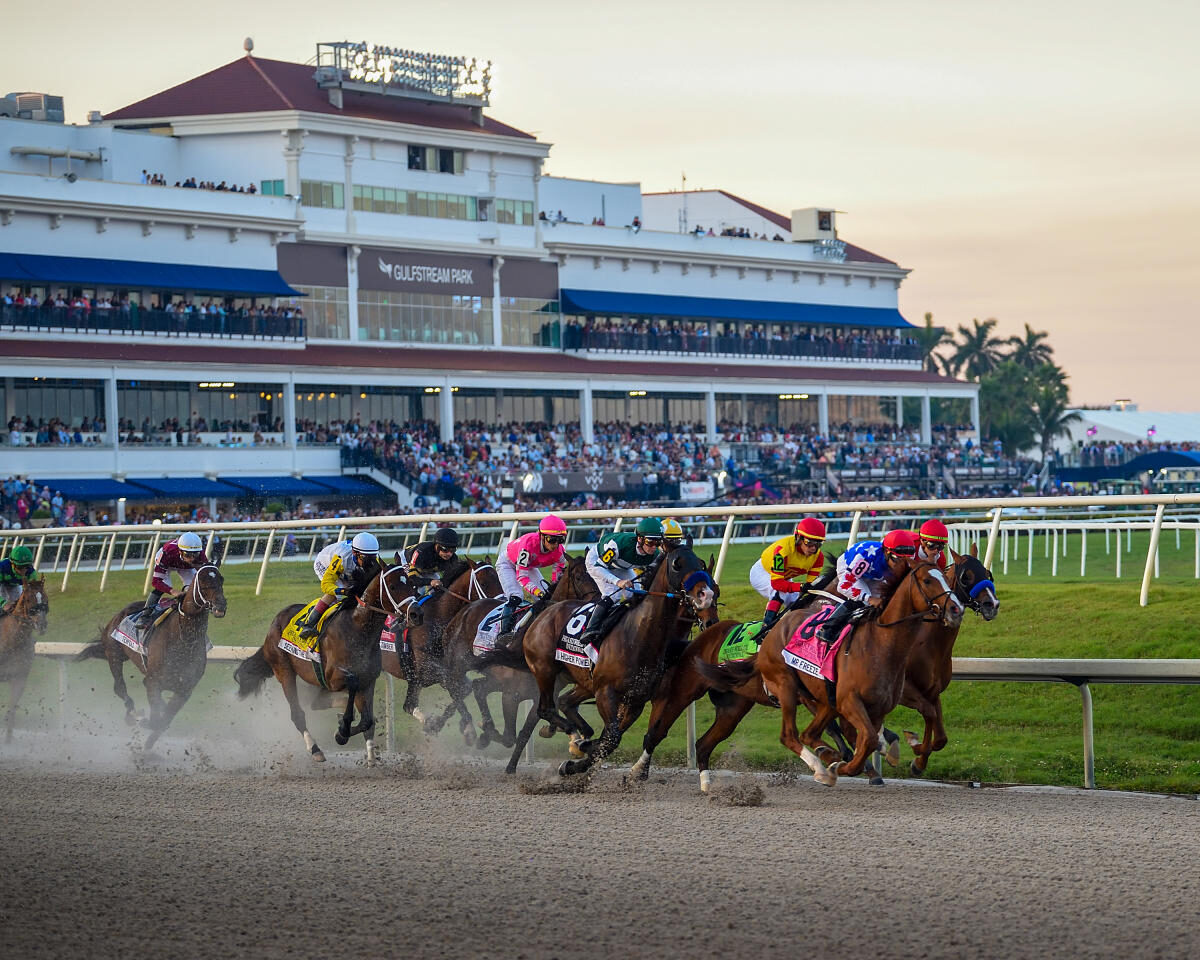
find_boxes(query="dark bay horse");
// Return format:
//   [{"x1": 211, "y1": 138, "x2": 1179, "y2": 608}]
[
  {"x1": 699, "y1": 559, "x2": 963, "y2": 785},
  {"x1": 901, "y1": 547, "x2": 999, "y2": 776},
  {"x1": 79, "y1": 564, "x2": 227, "y2": 750},
  {"x1": 482, "y1": 548, "x2": 717, "y2": 777},
  {"x1": 0, "y1": 576, "x2": 49, "y2": 741},
  {"x1": 235, "y1": 564, "x2": 415, "y2": 765}
]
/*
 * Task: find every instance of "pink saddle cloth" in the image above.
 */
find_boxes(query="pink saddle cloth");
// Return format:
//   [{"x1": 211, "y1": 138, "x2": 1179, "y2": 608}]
[{"x1": 782, "y1": 605, "x2": 850, "y2": 682}]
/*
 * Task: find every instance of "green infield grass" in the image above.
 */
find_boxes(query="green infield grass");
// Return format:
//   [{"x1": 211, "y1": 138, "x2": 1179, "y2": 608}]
[{"x1": 5, "y1": 529, "x2": 1199, "y2": 792}]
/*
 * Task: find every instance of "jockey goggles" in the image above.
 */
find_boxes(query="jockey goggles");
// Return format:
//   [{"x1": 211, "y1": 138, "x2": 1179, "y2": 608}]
[
  {"x1": 541, "y1": 534, "x2": 566, "y2": 546},
  {"x1": 920, "y1": 538, "x2": 946, "y2": 550}
]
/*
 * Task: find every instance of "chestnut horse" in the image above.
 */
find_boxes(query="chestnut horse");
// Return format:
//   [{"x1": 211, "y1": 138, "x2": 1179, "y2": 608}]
[
  {"x1": 235, "y1": 564, "x2": 415, "y2": 766},
  {"x1": 900, "y1": 547, "x2": 999, "y2": 776},
  {"x1": 699, "y1": 559, "x2": 963, "y2": 785},
  {"x1": 0, "y1": 576, "x2": 49, "y2": 741},
  {"x1": 479, "y1": 548, "x2": 717, "y2": 777},
  {"x1": 79, "y1": 564, "x2": 227, "y2": 750}
]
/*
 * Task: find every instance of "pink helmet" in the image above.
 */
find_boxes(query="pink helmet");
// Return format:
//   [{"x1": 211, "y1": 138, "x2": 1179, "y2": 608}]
[{"x1": 539, "y1": 514, "x2": 567, "y2": 536}]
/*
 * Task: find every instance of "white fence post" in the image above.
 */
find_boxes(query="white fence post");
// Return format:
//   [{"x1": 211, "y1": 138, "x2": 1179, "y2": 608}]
[
  {"x1": 1105, "y1": 528, "x2": 1110, "y2": 555},
  {"x1": 983, "y1": 508, "x2": 1003, "y2": 569},
  {"x1": 142, "y1": 531, "x2": 162, "y2": 594},
  {"x1": 1140, "y1": 504, "x2": 1165, "y2": 607},
  {"x1": 33, "y1": 535, "x2": 46, "y2": 571},
  {"x1": 255, "y1": 530, "x2": 277, "y2": 597},
  {"x1": 60, "y1": 534, "x2": 80, "y2": 592},
  {"x1": 1051, "y1": 529, "x2": 1058, "y2": 577},
  {"x1": 1116, "y1": 536, "x2": 1122, "y2": 578},
  {"x1": 712, "y1": 514, "x2": 737, "y2": 585},
  {"x1": 1080, "y1": 529, "x2": 1087, "y2": 578},
  {"x1": 1195, "y1": 527, "x2": 1199, "y2": 580},
  {"x1": 1002, "y1": 528, "x2": 1010, "y2": 576},
  {"x1": 1080, "y1": 683, "x2": 1095, "y2": 789},
  {"x1": 1027, "y1": 529, "x2": 1034, "y2": 577},
  {"x1": 99, "y1": 532, "x2": 119, "y2": 592},
  {"x1": 847, "y1": 510, "x2": 863, "y2": 547}
]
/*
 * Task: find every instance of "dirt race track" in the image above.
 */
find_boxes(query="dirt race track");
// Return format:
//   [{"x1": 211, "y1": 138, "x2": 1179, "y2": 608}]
[{"x1": 2, "y1": 741, "x2": 1199, "y2": 960}]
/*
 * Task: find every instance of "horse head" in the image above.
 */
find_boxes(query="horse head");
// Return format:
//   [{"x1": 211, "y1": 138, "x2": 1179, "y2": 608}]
[
  {"x1": 465, "y1": 556, "x2": 503, "y2": 600},
  {"x1": 894, "y1": 559, "x2": 964, "y2": 629},
  {"x1": 660, "y1": 548, "x2": 717, "y2": 618},
  {"x1": 18, "y1": 576, "x2": 49, "y2": 635},
  {"x1": 949, "y1": 550, "x2": 999, "y2": 622},
  {"x1": 367, "y1": 563, "x2": 420, "y2": 626},
  {"x1": 186, "y1": 565, "x2": 226, "y2": 618}
]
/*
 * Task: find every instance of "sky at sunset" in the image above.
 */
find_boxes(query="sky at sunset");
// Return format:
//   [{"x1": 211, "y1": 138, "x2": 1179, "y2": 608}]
[{"x1": 8, "y1": 0, "x2": 1196, "y2": 408}]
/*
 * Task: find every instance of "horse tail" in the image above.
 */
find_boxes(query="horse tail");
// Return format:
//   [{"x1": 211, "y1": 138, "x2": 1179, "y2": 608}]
[
  {"x1": 473, "y1": 645, "x2": 530, "y2": 673},
  {"x1": 75, "y1": 635, "x2": 107, "y2": 662},
  {"x1": 234, "y1": 647, "x2": 274, "y2": 699},
  {"x1": 694, "y1": 654, "x2": 759, "y2": 692}
]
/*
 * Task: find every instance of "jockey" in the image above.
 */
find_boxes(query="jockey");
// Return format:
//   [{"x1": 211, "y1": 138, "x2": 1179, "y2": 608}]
[
  {"x1": 819, "y1": 529, "x2": 917, "y2": 644},
  {"x1": 137, "y1": 531, "x2": 209, "y2": 625},
  {"x1": 406, "y1": 526, "x2": 460, "y2": 596},
  {"x1": 750, "y1": 517, "x2": 826, "y2": 629},
  {"x1": 661, "y1": 517, "x2": 687, "y2": 551},
  {"x1": 495, "y1": 514, "x2": 569, "y2": 636},
  {"x1": 579, "y1": 516, "x2": 664, "y2": 645},
  {"x1": 917, "y1": 518, "x2": 950, "y2": 570},
  {"x1": 0, "y1": 545, "x2": 37, "y2": 617},
  {"x1": 299, "y1": 531, "x2": 380, "y2": 639}
]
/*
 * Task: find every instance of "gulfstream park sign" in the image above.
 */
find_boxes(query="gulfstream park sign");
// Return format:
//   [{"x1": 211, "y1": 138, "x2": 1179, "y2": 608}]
[{"x1": 378, "y1": 258, "x2": 473, "y2": 285}]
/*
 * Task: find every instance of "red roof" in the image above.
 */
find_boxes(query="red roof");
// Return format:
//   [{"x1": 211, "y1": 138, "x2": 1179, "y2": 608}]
[
  {"x1": 0, "y1": 338, "x2": 958, "y2": 385},
  {"x1": 643, "y1": 189, "x2": 895, "y2": 265},
  {"x1": 104, "y1": 56, "x2": 535, "y2": 140}
]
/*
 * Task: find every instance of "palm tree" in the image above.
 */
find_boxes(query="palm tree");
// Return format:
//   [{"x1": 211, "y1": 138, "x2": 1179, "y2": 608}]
[
  {"x1": 1006, "y1": 323, "x2": 1054, "y2": 370},
  {"x1": 949, "y1": 317, "x2": 1004, "y2": 381},
  {"x1": 1032, "y1": 385, "x2": 1082, "y2": 464},
  {"x1": 912, "y1": 312, "x2": 953, "y2": 374}
]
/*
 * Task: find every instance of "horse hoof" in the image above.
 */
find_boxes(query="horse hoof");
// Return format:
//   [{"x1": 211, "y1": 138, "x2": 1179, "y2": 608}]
[
  {"x1": 538, "y1": 724, "x2": 556, "y2": 739},
  {"x1": 334, "y1": 731, "x2": 349, "y2": 746},
  {"x1": 885, "y1": 739, "x2": 902, "y2": 767},
  {"x1": 461, "y1": 727, "x2": 477, "y2": 748},
  {"x1": 476, "y1": 730, "x2": 491, "y2": 749},
  {"x1": 699, "y1": 770, "x2": 713, "y2": 793},
  {"x1": 312, "y1": 749, "x2": 326, "y2": 763},
  {"x1": 815, "y1": 762, "x2": 840, "y2": 787},
  {"x1": 909, "y1": 760, "x2": 925, "y2": 778},
  {"x1": 869, "y1": 776, "x2": 886, "y2": 787},
  {"x1": 568, "y1": 734, "x2": 588, "y2": 759},
  {"x1": 558, "y1": 759, "x2": 578, "y2": 777},
  {"x1": 903, "y1": 729, "x2": 921, "y2": 749}
]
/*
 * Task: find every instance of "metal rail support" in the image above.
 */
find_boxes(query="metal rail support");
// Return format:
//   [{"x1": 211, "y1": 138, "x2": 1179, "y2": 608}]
[
  {"x1": 1080, "y1": 530, "x2": 1087, "y2": 578},
  {"x1": 847, "y1": 510, "x2": 863, "y2": 547},
  {"x1": 1051, "y1": 529, "x2": 1058, "y2": 577},
  {"x1": 1140, "y1": 504, "x2": 1165, "y2": 607},
  {"x1": 1078, "y1": 682, "x2": 1095, "y2": 790},
  {"x1": 983, "y1": 508, "x2": 1003, "y2": 569},
  {"x1": 99, "y1": 532, "x2": 118, "y2": 592},
  {"x1": 142, "y1": 531, "x2": 162, "y2": 594},
  {"x1": 255, "y1": 530, "x2": 276, "y2": 596},
  {"x1": 205, "y1": 530, "x2": 216, "y2": 557},
  {"x1": 60, "y1": 535, "x2": 79, "y2": 592},
  {"x1": 1027, "y1": 528, "x2": 1033, "y2": 577},
  {"x1": 33, "y1": 535, "x2": 46, "y2": 570},
  {"x1": 712, "y1": 514, "x2": 737, "y2": 585}
]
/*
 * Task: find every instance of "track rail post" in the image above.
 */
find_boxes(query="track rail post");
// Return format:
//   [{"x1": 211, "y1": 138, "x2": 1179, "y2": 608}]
[{"x1": 1140, "y1": 504, "x2": 1165, "y2": 607}]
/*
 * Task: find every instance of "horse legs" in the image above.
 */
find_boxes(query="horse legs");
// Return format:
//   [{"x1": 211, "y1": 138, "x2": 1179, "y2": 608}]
[
  {"x1": 349, "y1": 680, "x2": 377, "y2": 766},
  {"x1": 5, "y1": 672, "x2": 29, "y2": 742},
  {"x1": 557, "y1": 685, "x2": 595, "y2": 758},
  {"x1": 903, "y1": 689, "x2": 946, "y2": 777},
  {"x1": 829, "y1": 692, "x2": 877, "y2": 779},
  {"x1": 277, "y1": 662, "x2": 323, "y2": 762},
  {"x1": 780, "y1": 682, "x2": 837, "y2": 787},
  {"x1": 632, "y1": 662, "x2": 711, "y2": 782},
  {"x1": 334, "y1": 673, "x2": 359, "y2": 746},
  {"x1": 105, "y1": 645, "x2": 137, "y2": 723},
  {"x1": 693, "y1": 694, "x2": 755, "y2": 793},
  {"x1": 143, "y1": 682, "x2": 198, "y2": 751},
  {"x1": 472, "y1": 675, "x2": 503, "y2": 748},
  {"x1": 559, "y1": 685, "x2": 622, "y2": 777},
  {"x1": 504, "y1": 702, "x2": 541, "y2": 775}
]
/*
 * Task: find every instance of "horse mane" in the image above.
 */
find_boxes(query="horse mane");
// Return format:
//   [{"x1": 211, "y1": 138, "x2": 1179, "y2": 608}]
[{"x1": 442, "y1": 557, "x2": 473, "y2": 587}]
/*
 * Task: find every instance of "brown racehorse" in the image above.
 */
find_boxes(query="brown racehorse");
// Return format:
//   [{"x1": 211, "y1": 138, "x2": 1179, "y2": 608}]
[
  {"x1": 379, "y1": 556, "x2": 502, "y2": 741},
  {"x1": 698, "y1": 559, "x2": 963, "y2": 785},
  {"x1": 900, "y1": 547, "x2": 999, "y2": 776},
  {"x1": 480, "y1": 547, "x2": 717, "y2": 777},
  {"x1": 235, "y1": 564, "x2": 415, "y2": 766},
  {"x1": 79, "y1": 564, "x2": 227, "y2": 750},
  {"x1": 0, "y1": 576, "x2": 49, "y2": 741}
]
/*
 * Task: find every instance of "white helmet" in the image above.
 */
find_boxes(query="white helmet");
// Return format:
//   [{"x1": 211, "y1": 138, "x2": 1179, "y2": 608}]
[
  {"x1": 351, "y1": 532, "x2": 379, "y2": 555},
  {"x1": 178, "y1": 532, "x2": 204, "y2": 554}
]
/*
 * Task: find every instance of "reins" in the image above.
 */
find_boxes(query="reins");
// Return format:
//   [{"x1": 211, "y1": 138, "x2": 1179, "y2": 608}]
[{"x1": 875, "y1": 563, "x2": 954, "y2": 628}]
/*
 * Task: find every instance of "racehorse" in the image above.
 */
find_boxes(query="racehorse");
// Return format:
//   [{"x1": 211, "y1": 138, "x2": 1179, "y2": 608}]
[
  {"x1": 698, "y1": 559, "x2": 963, "y2": 785},
  {"x1": 235, "y1": 564, "x2": 415, "y2": 766},
  {"x1": 481, "y1": 547, "x2": 716, "y2": 777},
  {"x1": 900, "y1": 547, "x2": 999, "y2": 776},
  {"x1": 378, "y1": 556, "x2": 491, "y2": 740},
  {"x1": 0, "y1": 575, "x2": 49, "y2": 741},
  {"x1": 79, "y1": 565, "x2": 227, "y2": 750}
]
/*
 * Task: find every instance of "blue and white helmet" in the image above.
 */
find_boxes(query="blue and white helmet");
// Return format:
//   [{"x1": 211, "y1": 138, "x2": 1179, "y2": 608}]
[{"x1": 351, "y1": 532, "x2": 379, "y2": 556}]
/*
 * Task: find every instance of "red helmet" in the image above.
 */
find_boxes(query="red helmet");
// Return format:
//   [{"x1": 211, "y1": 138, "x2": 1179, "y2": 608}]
[
  {"x1": 920, "y1": 518, "x2": 949, "y2": 544},
  {"x1": 882, "y1": 529, "x2": 919, "y2": 558},
  {"x1": 794, "y1": 517, "x2": 826, "y2": 542}
]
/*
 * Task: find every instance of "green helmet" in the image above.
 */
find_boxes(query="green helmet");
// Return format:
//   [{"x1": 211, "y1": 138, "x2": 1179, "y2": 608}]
[
  {"x1": 635, "y1": 517, "x2": 663, "y2": 538},
  {"x1": 10, "y1": 545, "x2": 33, "y2": 567}
]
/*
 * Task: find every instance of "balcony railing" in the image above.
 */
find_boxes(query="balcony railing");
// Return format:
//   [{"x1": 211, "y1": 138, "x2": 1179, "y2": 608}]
[
  {"x1": 565, "y1": 326, "x2": 922, "y2": 363},
  {"x1": 1, "y1": 305, "x2": 305, "y2": 341}
]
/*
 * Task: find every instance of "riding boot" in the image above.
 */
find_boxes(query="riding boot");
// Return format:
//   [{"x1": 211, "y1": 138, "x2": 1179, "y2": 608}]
[
  {"x1": 819, "y1": 599, "x2": 863, "y2": 645},
  {"x1": 495, "y1": 595, "x2": 524, "y2": 647},
  {"x1": 579, "y1": 595, "x2": 615, "y2": 647},
  {"x1": 298, "y1": 596, "x2": 332, "y2": 640},
  {"x1": 136, "y1": 590, "x2": 164, "y2": 627},
  {"x1": 761, "y1": 594, "x2": 783, "y2": 629}
]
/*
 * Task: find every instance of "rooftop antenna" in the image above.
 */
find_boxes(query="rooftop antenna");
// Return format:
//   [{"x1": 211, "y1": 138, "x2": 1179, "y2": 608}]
[
  {"x1": 679, "y1": 171, "x2": 688, "y2": 234},
  {"x1": 244, "y1": 37, "x2": 254, "y2": 56}
]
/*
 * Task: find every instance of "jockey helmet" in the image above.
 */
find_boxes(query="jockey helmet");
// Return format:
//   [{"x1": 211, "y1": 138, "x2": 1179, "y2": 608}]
[
  {"x1": 660, "y1": 518, "x2": 684, "y2": 545},
  {"x1": 178, "y1": 532, "x2": 204, "y2": 559},
  {"x1": 920, "y1": 518, "x2": 949, "y2": 545},
  {"x1": 539, "y1": 514, "x2": 567, "y2": 536},
  {"x1": 9, "y1": 545, "x2": 33, "y2": 569},
  {"x1": 433, "y1": 527, "x2": 459, "y2": 549},
  {"x1": 882, "y1": 529, "x2": 919, "y2": 558},
  {"x1": 794, "y1": 517, "x2": 826, "y2": 542},
  {"x1": 351, "y1": 532, "x2": 380, "y2": 555},
  {"x1": 635, "y1": 517, "x2": 663, "y2": 539}
]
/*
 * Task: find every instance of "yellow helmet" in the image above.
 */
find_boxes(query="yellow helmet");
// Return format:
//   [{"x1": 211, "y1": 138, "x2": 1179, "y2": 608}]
[{"x1": 661, "y1": 518, "x2": 685, "y2": 546}]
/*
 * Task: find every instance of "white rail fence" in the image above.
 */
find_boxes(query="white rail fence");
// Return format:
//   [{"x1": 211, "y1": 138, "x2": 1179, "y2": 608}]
[
  {"x1": 5, "y1": 493, "x2": 1200, "y2": 607},
  {"x1": 31, "y1": 642, "x2": 1200, "y2": 789}
]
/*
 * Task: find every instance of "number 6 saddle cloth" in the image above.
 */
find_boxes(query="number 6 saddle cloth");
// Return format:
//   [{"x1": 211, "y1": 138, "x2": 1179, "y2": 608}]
[{"x1": 782, "y1": 603, "x2": 852, "y2": 682}]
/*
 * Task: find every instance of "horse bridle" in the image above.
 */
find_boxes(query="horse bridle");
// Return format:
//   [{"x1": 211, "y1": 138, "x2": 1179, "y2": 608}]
[
  {"x1": 876, "y1": 561, "x2": 959, "y2": 628},
  {"x1": 362, "y1": 564, "x2": 417, "y2": 619},
  {"x1": 180, "y1": 565, "x2": 222, "y2": 617},
  {"x1": 949, "y1": 562, "x2": 997, "y2": 616},
  {"x1": 9, "y1": 580, "x2": 48, "y2": 624}
]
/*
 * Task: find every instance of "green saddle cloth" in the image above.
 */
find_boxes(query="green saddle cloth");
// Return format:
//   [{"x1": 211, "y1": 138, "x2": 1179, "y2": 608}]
[{"x1": 717, "y1": 621, "x2": 762, "y2": 663}]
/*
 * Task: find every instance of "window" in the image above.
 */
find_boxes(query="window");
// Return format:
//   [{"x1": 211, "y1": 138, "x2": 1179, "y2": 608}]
[
  {"x1": 358, "y1": 289, "x2": 494, "y2": 346},
  {"x1": 407, "y1": 145, "x2": 426, "y2": 171},
  {"x1": 350, "y1": 185, "x2": 491, "y2": 222},
  {"x1": 290, "y1": 285, "x2": 349, "y2": 340},
  {"x1": 300, "y1": 180, "x2": 344, "y2": 209},
  {"x1": 406, "y1": 144, "x2": 464, "y2": 174},
  {"x1": 260, "y1": 179, "x2": 285, "y2": 196}
]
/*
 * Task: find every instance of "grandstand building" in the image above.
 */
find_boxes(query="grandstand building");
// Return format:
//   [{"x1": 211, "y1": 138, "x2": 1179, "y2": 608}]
[{"x1": 0, "y1": 41, "x2": 977, "y2": 512}]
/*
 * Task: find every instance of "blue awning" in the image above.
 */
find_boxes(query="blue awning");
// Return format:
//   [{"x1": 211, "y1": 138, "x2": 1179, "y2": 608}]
[
  {"x1": 223, "y1": 476, "x2": 333, "y2": 497},
  {"x1": 306, "y1": 475, "x2": 388, "y2": 495},
  {"x1": 32, "y1": 478, "x2": 152, "y2": 500},
  {"x1": 560, "y1": 289, "x2": 912, "y2": 328},
  {"x1": 0, "y1": 251, "x2": 301, "y2": 296},
  {"x1": 127, "y1": 477, "x2": 244, "y2": 498}
]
